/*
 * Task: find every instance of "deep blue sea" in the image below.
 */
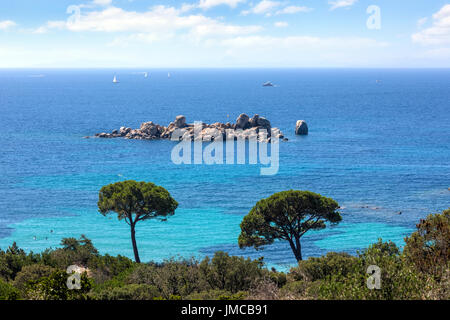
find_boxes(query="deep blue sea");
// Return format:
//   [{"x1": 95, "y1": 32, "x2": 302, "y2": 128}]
[{"x1": 0, "y1": 69, "x2": 449, "y2": 270}]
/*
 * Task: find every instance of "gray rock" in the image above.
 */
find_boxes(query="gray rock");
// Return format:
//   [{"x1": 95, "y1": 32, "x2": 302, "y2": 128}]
[
  {"x1": 174, "y1": 115, "x2": 187, "y2": 128},
  {"x1": 140, "y1": 121, "x2": 159, "y2": 137},
  {"x1": 257, "y1": 117, "x2": 271, "y2": 130},
  {"x1": 295, "y1": 120, "x2": 308, "y2": 135},
  {"x1": 119, "y1": 127, "x2": 131, "y2": 136},
  {"x1": 257, "y1": 117, "x2": 271, "y2": 136},
  {"x1": 236, "y1": 113, "x2": 250, "y2": 129},
  {"x1": 249, "y1": 114, "x2": 260, "y2": 127},
  {"x1": 94, "y1": 114, "x2": 287, "y2": 143}
]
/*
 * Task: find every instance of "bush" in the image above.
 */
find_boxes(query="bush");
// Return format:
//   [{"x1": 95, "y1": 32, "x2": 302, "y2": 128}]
[
  {"x1": 317, "y1": 240, "x2": 428, "y2": 300},
  {"x1": 26, "y1": 270, "x2": 92, "y2": 300},
  {"x1": 247, "y1": 278, "x2": 280, "y2": 300},
  {"x1": 199, "y1": 251, "x2": 266, "y2": 293},
  {"x1": 280, "y1": 281, "x2": 309, "y2": 299},
  {"x1": 404, "y1": 208, "x2": 450, "y2": 280},
  {"x1": 0, "y1": 278, "x2": 20, "y2": 300},
  {"x1": 0, "y1": 243, "x2": 41, "y2": 281},
  {"x1": 289, "y1": 252, "x2": 358, "y2": 282},
  {"x1": 121, "y1": 252, "x2": 272, "y2": 299},
  {"x1": 44, "y1": 236, "x2": 99, "y2": 269},
  {"x1": 13, "y1": 264, "x2": 56, "y2": 292},
  {"x1": 126, "y1": 259, "x2": 204, "y2": 299},
  {"x1": 88, "y1": 254, "x2": 134, "y2": 285}
]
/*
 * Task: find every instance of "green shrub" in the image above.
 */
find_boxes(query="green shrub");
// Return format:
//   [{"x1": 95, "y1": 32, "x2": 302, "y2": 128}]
[
  {"x1": 0, "y1": 278, "x2": 20, "y2": 300},
  {"x1": 26, "y1": 270, "x2": 92, "y2": 300},
  {"x1": 126, "y1": 259, "x2": 204, "y2": 299},
  {"x1": 44, "y1": 236, "x2": 99, "y2": 269},
  {"x1": 0, "y1": 243, "x2": 41, "y2": 281},
  {"x1": 13, "y1": 264, "x2": 56, "y2": 292},
  {"x1": 88, "y1": 254, "x2": 134, "y2": 285},
  {"x1": 199, "y1": 251, "x2": 265, "y2": 293},
  {"x1": 317, "y1": 240, "x2": 428, "y2": 300},
  {"x1": 289, "y1": 252, "x2": 358, "y2": 282},
  {"x1": 280, "y1": 281, "x2": 309, "y2": 298},
  {"x1": 404, "y1": 208, "x2": 450, "y2": 280}
]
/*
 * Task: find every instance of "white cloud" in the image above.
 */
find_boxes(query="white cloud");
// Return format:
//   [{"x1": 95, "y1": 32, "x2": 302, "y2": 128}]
[
  {"x1": 242, "y1": 2, "x2": 312, "y2": 17},
  {"x1": 417, "y1": 17, "x2": 428, "y2": 29},
  {"x1": 274, "y1": 21, "x2": 288, "y2": 28},
  {"x1": 241, "y1": 0, "x2": 281, "y2": 16},
  {"x1": 218, "y1": 35, "x2": 388, "y2": 49},
  {"x1": 419, "y1": 47, "x2": 450, "y2": 58},
  {"x1": 412, "y1": 4, "x2": 450, "y2": 45},
  {"x1": 207, "y1": 35, "x2": 390, "y2": 67},
  {"x1": 37, "y1": 5, "x2": 261, "y2": 38},
  {"x1": 0, "y1": 20, "x2": 17, "y2": 30},
  {"x1": 108, "y1": 32, "x2": 175, "y2": 47},
  {"x1": 181, "y1": 3, "x2": 198, "y2": 12},
  {"x1": 198, "y1": 0, "x2": 246, "y2": 10},
  {"x1": 329, "y1": 0, "x2": 358, "y2": 11},
  {"x1": 92, "y1": 0, "x2": 113, "y2": 5},
  {"x1": 275, "y1": 6, "x2": 312, "y2": 15},
  {"x1": 190, "y1": 23, "x2": 262, "y2": 37},
  {"x1": 32, "y1": 26, "x2": 48, "y2": 34}
]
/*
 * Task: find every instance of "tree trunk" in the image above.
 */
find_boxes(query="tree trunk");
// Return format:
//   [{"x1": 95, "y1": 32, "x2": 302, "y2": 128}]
[
  {"x1": 295, "y1": 236, "x2": 303, "y2": 261},
  {"x1": 288, "y1": 237, "x2": 303, "y2": 262},
  {"x1": 130, "y1": 223, "x2": 141, "y2": 263}
]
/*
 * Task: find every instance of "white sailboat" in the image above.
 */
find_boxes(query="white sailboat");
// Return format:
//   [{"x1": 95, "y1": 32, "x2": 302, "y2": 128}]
[
  {"x1": 144, "y1": 72, "x2": 148, "y2": 78},
  {"x1": 113, "y1": 75, "x2": 119, "y2": 83},
  {"x1": 168, "y1": 72, "x2": 171, "y2": 78}
]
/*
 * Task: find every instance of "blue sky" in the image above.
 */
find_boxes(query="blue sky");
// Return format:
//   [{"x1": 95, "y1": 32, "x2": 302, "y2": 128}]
[{"x1": 0, "y1": 0, "x2": 449, "y2": 67}]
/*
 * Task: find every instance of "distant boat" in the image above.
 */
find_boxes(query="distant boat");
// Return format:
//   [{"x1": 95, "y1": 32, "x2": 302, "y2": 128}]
[
  {"x1": 263, "y1": 81, "x2": 274, "y2": 87},
  {"x1": 113, "y1": 76, "x2": 119, "y2": 83},
  {"x1": 168, "y1": 72, "x2": 171, "y2": 78},
  {"x1": 144, "y1": 72, "x2": 148, "y2": 78}
]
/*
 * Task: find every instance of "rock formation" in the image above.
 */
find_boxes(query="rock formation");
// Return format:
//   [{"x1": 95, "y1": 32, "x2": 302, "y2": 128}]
[
  {"x1": 295, "y1": 120, "x2": 308, "y2": 135},
  {"x1": 94, "y1": 114, "x2": 288, "y2": 142}
]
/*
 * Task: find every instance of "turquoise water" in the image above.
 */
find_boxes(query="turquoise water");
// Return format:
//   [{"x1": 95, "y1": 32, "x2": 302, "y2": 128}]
[{"x1": 0, "y1": 69, "x2": 449, "y2": 269}]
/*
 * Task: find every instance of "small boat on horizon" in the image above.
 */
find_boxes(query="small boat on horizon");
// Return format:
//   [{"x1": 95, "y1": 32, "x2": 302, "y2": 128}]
[
  {"x1": 168, "y1": 72, "x2": 171, "y2": 78},
  {"x1": 263, "y1": 81, "x2": 274, "y2": 87},
  {"x1": 113, "y1": 76, "x2": 119, "y2": 83},
  {"x1": 144, "y1": 72, "x2": 148, "y2": 78}
]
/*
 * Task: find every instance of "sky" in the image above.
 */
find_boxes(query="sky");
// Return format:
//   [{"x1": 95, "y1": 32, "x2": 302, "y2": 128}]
[{"x1": 0, "y1": 0, "x2": 449, "y2": 68}]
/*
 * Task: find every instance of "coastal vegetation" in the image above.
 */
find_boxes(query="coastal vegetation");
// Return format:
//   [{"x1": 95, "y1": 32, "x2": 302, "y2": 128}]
[
  {"x1": 0, "y1": 208, "x2": 448, "y2": 300},
  {"x1": 0, "y1": 182, "x2": 448, "y2": 300},
  {"x1": 98, "y1": 181, "x2": 178, "y2": 263},
  {"x1": 239, "y1": 190, "x2": 342, "y2": 261}
]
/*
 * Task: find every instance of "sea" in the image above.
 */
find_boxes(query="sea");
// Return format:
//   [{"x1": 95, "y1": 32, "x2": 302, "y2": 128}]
[{"x1": 0, "y1": 68, "x2": 449, "y2": 270}]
